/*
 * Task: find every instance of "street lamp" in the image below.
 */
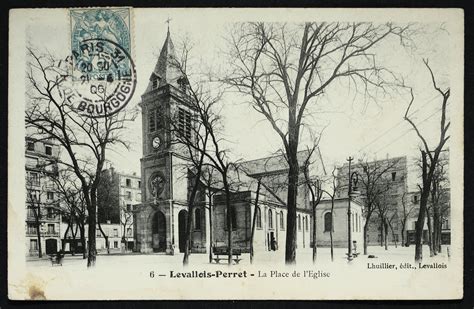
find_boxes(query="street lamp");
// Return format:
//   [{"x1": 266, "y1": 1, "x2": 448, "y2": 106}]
[{"x1": 347, "y1": 157, "x2": 360, "y2": 261}]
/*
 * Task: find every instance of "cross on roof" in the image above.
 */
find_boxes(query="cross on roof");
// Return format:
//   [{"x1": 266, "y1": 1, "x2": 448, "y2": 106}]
[{"x1": 165, "y1": 17, "x2": 172, "y2": 32}]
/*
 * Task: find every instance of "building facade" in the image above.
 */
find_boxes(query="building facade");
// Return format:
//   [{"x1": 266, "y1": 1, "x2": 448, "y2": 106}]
[
  {"x1": 25, "y1": 137, "x2": 62, "y2": 256},
  {"x1": 337, "y1": 156, "x2": 408, "y2": 246},
  {"x1": 314, "y1": 198, "x2": 365, "y2": 249}
]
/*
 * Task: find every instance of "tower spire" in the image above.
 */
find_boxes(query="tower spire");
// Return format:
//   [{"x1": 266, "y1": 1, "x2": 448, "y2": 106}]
[
  {"x1": 144, "y1": 25, "x2": 181, "y2": 93},
  {"x1": 165, "y1": 17, "x2": 172, "y2": 34}
]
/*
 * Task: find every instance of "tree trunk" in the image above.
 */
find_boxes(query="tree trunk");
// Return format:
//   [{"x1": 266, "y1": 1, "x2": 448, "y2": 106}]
[
  {"x1": 87, "y1": 189, "x2": 97, "y2": 267},
  {"x1": 312, "y1": 206, "x2": 317, "y2": 264},
  {"x1": 426, "y1": 208, "x2": 434, "y2": 257},
  {"x1": 79, "y1": 223, "x2": 86, "y2": 259},
  {"x1": 415, "y1": 152, "x2": 432, "y2": 263},
  {"x1": 401, "y1": 220, "x2": 406, "y2": 247},
  {"x1": 224, "y1": 181, "x2": 233, "y2": 265},
  {"x1": 250, "y1": 181, "x2": 261, "y2": 264},
  {"x1": 363, "y1": 222, "x2": 369, "y2": 255},
  {"x1": 97, "y1": 221, "x2": 110, "y2": 254},
  {"x1": 285, "y1": 147, "x2": 299, "y2": 264},
  {"x1": 329, "y1": 199, "x2": 335, "y2": 262},
  {"x1": 34, "y1": 206, "x2": 43, "y2": 258},
  {"x1": 380, "y1": 219, "x2": 384, "y2": 247},
  {"x1": 183, "y1": 174, "x2": 201, "y2": 266},
  {"x1": 433, "y1": 203, "x2": 441, "y2": 254},
  {"x1": 208, "y1": 198, "x2": 213, "y2": 264},
  {"x1": 384, "y1": 220, "x2": 388, "y2": 250}
]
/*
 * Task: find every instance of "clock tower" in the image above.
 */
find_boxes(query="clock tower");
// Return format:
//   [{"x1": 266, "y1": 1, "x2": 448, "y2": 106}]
[{"x1": 135, "y1": 29, "x2": 208, "y2": 254}]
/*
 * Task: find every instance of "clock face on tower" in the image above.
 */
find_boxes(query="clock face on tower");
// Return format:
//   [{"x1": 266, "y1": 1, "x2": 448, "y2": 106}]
[{"x1": 152, "y1": 136, "x2": 161, "y2": 149}]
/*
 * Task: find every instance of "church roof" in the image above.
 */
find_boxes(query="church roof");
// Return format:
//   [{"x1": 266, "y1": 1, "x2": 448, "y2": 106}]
[
  {"x1": 238, "y1": 149, "x2": 323, "y2": 176},
  {"x1": 145, "y1": 30, "x2": 183, "y2": 92}
]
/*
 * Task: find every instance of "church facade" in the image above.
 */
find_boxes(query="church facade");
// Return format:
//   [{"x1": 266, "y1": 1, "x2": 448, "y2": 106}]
[{"x1": 134, "y1": 30, "x2": 332, "y2": 256}]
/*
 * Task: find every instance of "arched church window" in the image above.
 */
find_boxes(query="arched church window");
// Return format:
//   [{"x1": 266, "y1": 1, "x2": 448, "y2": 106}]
[
  {"x1": 324, "y1": 212, "x2": 332, "y2": 232},
  {"x1": 194, "y1": 208, "x2": 201, "y2": 230},
  {"x1": 280, "y1": 211, "x2": 284, "y2": 230},
  {"x1": 255, "y1": 207, "x2": 262, "y2": 229},
  {"x1": 268, "y1": 209, "x2": 273, "y2": 229},
  {"x1": 305, "y1": 216, "x2": 309, "y2": 231}
]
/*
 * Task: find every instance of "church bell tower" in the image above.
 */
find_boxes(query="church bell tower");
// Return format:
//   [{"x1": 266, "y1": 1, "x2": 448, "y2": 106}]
[{"x1": 137, "y1": 29, "x2": 199, "y2": 254}]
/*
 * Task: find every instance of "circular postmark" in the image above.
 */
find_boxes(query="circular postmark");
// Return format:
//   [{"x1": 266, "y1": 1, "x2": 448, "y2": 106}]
[{"x1": 60, "y1": 38, "x2": 136, "y2": 118}]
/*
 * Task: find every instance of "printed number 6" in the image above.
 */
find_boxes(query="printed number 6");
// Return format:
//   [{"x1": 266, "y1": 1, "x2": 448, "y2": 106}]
[{"x1": 150, "y1": 271, "x2": 154, "y2": 278}]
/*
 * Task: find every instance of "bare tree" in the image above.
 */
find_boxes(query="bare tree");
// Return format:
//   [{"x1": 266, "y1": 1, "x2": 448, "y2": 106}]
[
  {"x1": 356, "y1": 158, "x2": 400, "y2": 255},
  {"x1": 430, "y1": 155, "x2": 449, "y2": 254},
  {"x1": 404, "y1": 59, "x2": 450, "y2": 262},
  {"x1": 25, "y1": 48, "x2": 137, "y2": 267},
  {"x1": 399, "y1": 192, "x2": 416, "y2": 247},
  {"x1": 322, "y1": 166, "x2": 339, "y2": 262},
  {"x1": 224, "y1": 22, "x2": 411, "y2": 263},
  {"x1": 302, "y1": 146, "x2": 323, "y2": 263},
  {"x1": 51, "y1": 168, "x2": 88, "y2": 258}
]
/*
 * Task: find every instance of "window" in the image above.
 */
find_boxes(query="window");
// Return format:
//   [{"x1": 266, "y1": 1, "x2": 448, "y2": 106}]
[
  {"x1": 27, "y1": 208, "x2": 35, "y2": 218},
  {"x1": 30, "y1": 239, "x2": 38, "y2": 250},
  {"x1": 391, "y1": 172, "x2": 396, "y2": 181},
  {"x1": 27, "y1": 141, "x2": 35, "y2": 151},
  {"x1": 138, "y1": 181, "x2": 141, "y2": 188},
  {"x1": 156, "y1": 109, "x2": 164, "y2": 130},
  {"x1": 297, "y1": 214, "x2": 301, "y2": 231},
  {"x1": 149, "y1": 110, "x2": 156, "y2": 132},
  {"x1": 127, "y1": 228, "x2": 132, "y2": 237},
  {"x1": 280, "y1": 211, "x2": 284, "y2": 230},
  {"x1": 152, "y1": 77, "x2": 159, "y2": 89},
  {"x1": 178, "y1": 108, "x2": 192, "y2": 139},
  {"x1": 194, "y1": 208, "x2": 202, "y2": 230},
  {"x1": 305, "y1": 216, "x2": 309, "y2": 231},
  {"x1": 442, "y1": 219, "x2": 450, "y2": 229},
  {"x1": 413, "y1": 195, "x2": 419, "y2": 204},
  {"x1": 126, "y1": 204, "x2": 132, "y2": 212},
  {"x1": 28, "y1": 189, "x2": 40, "y2": 202},
  {"x1": 47, "y1": 191, "x2": 54, "y2": 200},
  {"x1": 28, "y1": 173, "x2": 40, "y2": 186},
  {"x1": 113, "y1": 229, "x2": 119, "y2": 237},
  {"x1": 126, "y1": 191, "x2": 132, "y2": 200},
  {"x1": 114, "y1": 241, "x2": 118, "y2": 248},
  {"x1": 126, "y1": 178, "x2": 131, "y2": 187},
  {"x1": 268, "y1": 209, "x2": 273, "y2": 229},
  {"x1": 47, "y1": 224, "x2": 55, "y2": 233},
  {"x1": 255, "y1": 207, "x2": 262, "y2": 229},
  {"x1": 47, "y1": 208, "x2": 55, "y2": 219},
  {"x1": 45, "y1": 145, "x2": 52, "y2": 155},
  {"x1": 324, "y1": 212, "x2": 332, "y2": 232},
  {"x1": 27, "y1": 224, "x2": 36, "y2": 234}
]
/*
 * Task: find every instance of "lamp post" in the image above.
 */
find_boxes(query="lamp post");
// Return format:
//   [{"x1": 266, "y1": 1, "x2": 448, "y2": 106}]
[{"x1": 347, "y1": 157, "x2": 360, "y2": 261}]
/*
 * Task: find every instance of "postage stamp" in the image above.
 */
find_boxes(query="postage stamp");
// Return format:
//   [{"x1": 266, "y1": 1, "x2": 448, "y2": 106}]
[
  {"x1": 70, "y1": 8, "x2": 132, "y2": 79},
  {"x1": 65, "y1": 8, "x2": 136, "y2": 117}
]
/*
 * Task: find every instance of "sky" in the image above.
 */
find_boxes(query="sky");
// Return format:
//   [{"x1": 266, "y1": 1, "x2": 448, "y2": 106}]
[{"x1": 20, "y1": 8, "x2": 462, "y2": 191}]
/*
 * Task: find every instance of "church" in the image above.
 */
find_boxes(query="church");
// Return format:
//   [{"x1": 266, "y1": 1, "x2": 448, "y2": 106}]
[{"x1": 133, "y1": 30, "x2": 352, "y2": 256}]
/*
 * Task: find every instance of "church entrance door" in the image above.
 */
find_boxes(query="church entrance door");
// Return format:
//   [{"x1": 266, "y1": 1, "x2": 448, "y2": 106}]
[
  {"x1": 178, "y1": 210, "x2": 188, "y2": 253},
  {"x1": 152, "y1": 211, "x2": 167, "y2": 252}
]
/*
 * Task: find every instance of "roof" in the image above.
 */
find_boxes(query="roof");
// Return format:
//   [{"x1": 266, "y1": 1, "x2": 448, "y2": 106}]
[
  {"x1": 145, "y1": 30, "x2": 183, "y2": 92},
  {"x1": 238, "y1": 149, "x2": 325, "y2": 177}
]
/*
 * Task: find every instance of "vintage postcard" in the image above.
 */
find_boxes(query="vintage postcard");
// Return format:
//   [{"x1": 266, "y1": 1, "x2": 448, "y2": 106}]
[{"x1": 8, "y1": 8, "x2": 464, "y2": 300}]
